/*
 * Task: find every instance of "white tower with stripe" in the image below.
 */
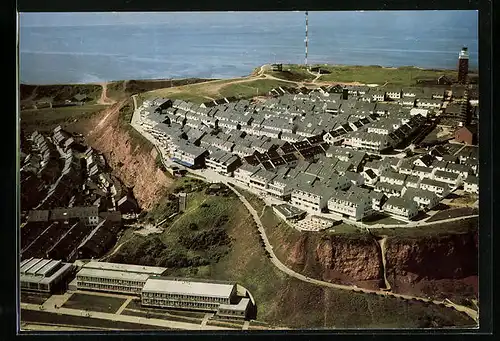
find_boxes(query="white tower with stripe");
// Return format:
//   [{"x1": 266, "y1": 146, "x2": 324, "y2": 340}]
[{"x1": 305, "y1": 11, "x2": 309, "y2": 66}]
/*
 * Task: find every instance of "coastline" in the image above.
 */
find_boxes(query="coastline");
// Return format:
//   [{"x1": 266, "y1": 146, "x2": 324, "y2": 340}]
[{"x1": 19, "y1": 63, "x2": 475, "y2": 87}]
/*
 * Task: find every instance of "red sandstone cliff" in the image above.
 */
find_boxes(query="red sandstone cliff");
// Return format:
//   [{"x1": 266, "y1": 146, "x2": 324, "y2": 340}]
[
  {"x1": 75, "y1": 101, "x2": 173, "y2": 210},
  {"x1": 278, "y1": 227, "x2": 478, "y2": 300}
]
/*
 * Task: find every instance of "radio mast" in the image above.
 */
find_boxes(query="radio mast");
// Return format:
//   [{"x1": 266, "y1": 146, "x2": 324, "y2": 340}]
[{"x1": 305, "y1": 11, "x2": 309, "y2": 66}]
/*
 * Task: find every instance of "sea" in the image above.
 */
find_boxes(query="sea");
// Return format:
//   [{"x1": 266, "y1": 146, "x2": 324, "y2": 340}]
[{"x1": 19, "y1": 11, "x2": 479, "y2": 85}]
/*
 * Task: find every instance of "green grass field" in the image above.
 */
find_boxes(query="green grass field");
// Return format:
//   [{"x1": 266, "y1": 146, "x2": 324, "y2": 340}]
[
  {"x1": 143, "y1": 78, "x2": 293, "y2": 104},
  {"x1": 21, "y1": 104, "x2": 108, "y2": 131},
  {"x1": 218, "y1": 79, "x2": 292, "y2": 98},
  {"x1": 62, "y1": 293, "x2": 126, "y2": 314},
  {"x1": 280, "y1": 64, "x2": 458, "y2": 87}
]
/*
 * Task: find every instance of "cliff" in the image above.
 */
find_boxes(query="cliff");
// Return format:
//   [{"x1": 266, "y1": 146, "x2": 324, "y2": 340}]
[
  {"x1": 272, "y1": 224, "x2": 478, "y2": 300},
  {"x1": 74, "y1": 101, "x2": 173, "y2": 210},
  {"x1": 385, "y1": 230, "x2": 478, "y2": 299}
]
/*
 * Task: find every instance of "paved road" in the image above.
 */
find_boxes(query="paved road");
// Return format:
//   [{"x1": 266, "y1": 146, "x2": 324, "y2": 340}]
[{"x1": 21, "y1": 302, "x2": 233, "y2": 331}]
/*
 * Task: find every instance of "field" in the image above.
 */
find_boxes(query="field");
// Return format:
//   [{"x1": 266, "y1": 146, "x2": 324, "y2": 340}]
[
  {"x1": 20, "y1": 84, "x2": 103, "y2": 106},
  {"x1": 62, "y1": 293, "x2": 126, "y2": 314},
  {"x1": 20, "y1": 104, "x2": 108, "y2": 132},
  {"x1": 280, "y1": 64, "x2": 458, "y2": 87},
  {"x1": 371, "y1": 216, "x2": 478, "y2": 239},
  {"x1": 426, "y1": 207, "x2": 478, "y2": 222},
  {"x1": 106, "y1": 78, "x2": 214, "y2": 101},
  {"x1": 141, "y1": 78, "x2": 292, "y2": 104}
]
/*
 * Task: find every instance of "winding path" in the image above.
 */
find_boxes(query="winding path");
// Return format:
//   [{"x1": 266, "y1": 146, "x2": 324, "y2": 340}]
[
  {"x1": 97, "y1": 83, "x2": 116, "y2": 105},
  {"x1": 226, "y1": 183, "x2": 478, "y2": 324}
]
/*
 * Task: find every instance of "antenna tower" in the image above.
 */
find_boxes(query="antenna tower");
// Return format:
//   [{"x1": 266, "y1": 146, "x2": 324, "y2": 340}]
[{"x1": 305, "y1": 11, "x2": 309, "y2": 66}]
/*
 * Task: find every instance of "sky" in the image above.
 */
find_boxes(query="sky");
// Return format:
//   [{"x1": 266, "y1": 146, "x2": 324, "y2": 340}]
[{"x1": 19, "y1": 11, "x2": 477, "y2": 27}]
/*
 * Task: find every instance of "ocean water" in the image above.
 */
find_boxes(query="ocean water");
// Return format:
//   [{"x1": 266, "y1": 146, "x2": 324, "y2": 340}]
[{"x1": 19, "y1": 11, "x2": 478, "y2": 85}]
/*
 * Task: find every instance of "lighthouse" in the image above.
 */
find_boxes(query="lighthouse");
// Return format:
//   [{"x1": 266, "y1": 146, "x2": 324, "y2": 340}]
[{"x1": 458, "y1": 46, "x2": 469, "y2": 84}]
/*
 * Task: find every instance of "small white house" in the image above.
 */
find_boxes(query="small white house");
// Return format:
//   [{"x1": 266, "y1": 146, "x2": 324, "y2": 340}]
[
  {"x1": 382, "y1": 197, "x2": 419, "y2": 220},
  {"x1": 464, "y1": 175, "x2": 479, "y2": 194}
]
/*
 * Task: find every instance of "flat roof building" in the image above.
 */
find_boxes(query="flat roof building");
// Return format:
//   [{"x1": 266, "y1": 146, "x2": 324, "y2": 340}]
[
  {"x1": 141, "y1": 276, "x2": 250, "y2": 319},
  {"x1": 20, "y1": 257, "x2": 74, "y2": 293},
  {"x1": 75, "y1": 261, "x2": 167, "y2": 295}
]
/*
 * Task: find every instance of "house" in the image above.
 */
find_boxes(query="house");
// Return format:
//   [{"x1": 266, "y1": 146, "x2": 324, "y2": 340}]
[
  {"x1": 248, "y1": 169, "x2": 276, "y2": 193},
  {"x1": 416, "y1": 98, "x2": 442, "y2": 110},
  {"x1": 290, "y1": 174, "x2": 350, "y2": 213},
  {"x1": 205, "y1": 150, "x2": 242, "y2": 175},
  {"x1": 171, "y1": 142, "x2": 209, "y2": 169},
  {"x1": 323, "y1": 129, "x2": 344, "y2": 145},
  {"x1": 362, "y1": 168, "x2": 379, "y2": 186},
  {"x1": 371, "y1": 90, "x2": 386, "y2": 102},
  {"x1": 379, "y1": 170, "x2": 406, "y2": 186},
  {"x1": 327, "y1": 188, "x2": 374, "y2": 221},
  {"x1": 412, "y1": 166, "x2": 434, "y2": 179},
  {"x1": 399, "y1": 163, "x2": 415, "y2": 175},
  {"x1": 374, "y1": 182, "x2": 406, "y2": 197},
  {"x1": 266, "y1": 175, "x2": 294, "y2": 200},
  {"x1": 385, "y1": 88, "x2": 401, "y2": 100},
  {"x1": 234, "y1": 164, "x2": 260, "y2": 187},
  {"x1": 117, "y1": 195, "x2": 139, "y2": 214},
  {"x1": 413, "y1": 154, "x2": 436, "y2": 168},
  {"x1": 402, "y1": 88, "x2": 420, "y2": 98},
  {"x1": 404, "y1": 175, "x2": 421, "y2": 189},
  {"x1": 454, "y1": 125, "x2": 478, "y2": 145},
  {"x1": 400, "y1": 98, "x2": 416, "y2": 107},
  {"x1": 382, "y1": 197, "x2": 419, "y2": 220},
  {"x1": 445, "y1": 163, "x2": 472, "y2": 178},
  {"x1": 344, "y1": 171, "x2": 364, "y2": 186},
  {"x1": 409, "y1": 108, "x2": 429, "y2": 117},
  {"x1": 363, "y1": 160, "x2": 389, "y2": 175},
  {"x1": 433, "y1": 170, "x2": 462, "y2": 188},
  {"x1": 403, "y1": 188, "x2": 440, "y2": 210},
  {"x1": 370, "y1": 191, "x2": 388, "y2": 211},
  {"x1": 464, "y1": 175, "x2": 479, "y2": 194},
  {"x1": 342, "y1": 131, "x2": 395, "y2": 152},
  {"x1": 419, "y1": 178, "x2": 449, "y2": 196}
]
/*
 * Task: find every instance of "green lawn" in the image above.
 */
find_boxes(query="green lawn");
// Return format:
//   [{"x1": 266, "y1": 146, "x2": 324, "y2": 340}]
[
  {"x1": 62, "y1": 293, "x2": 126, "y2": 314},
  {"x1": 218, "y1": 79, "x2": 292, "y2": 99},
  {"x1": 280, "y1": 64, "x2": 458, "y2": 87},
  {"x1": 237, "y1": 187, "x2": 267, "y2": 214}
]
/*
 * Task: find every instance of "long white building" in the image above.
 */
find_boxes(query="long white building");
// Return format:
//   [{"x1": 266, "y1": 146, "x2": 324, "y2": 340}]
[{"x1": 74, "y1": 261, "x2": 167, "y2": 295}]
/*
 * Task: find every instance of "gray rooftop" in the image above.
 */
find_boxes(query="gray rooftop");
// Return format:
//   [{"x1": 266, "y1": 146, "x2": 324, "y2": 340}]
[{"x1": 142, "y1": 276, "x2": 235, "y2": 299}]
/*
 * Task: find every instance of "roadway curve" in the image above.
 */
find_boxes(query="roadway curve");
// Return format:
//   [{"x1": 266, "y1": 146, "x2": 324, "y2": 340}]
[{"x1": 226, "y1": 183, "x2": 478, "y2": 324}]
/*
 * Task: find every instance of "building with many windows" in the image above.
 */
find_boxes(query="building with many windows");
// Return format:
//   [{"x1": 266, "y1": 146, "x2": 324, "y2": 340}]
[
  {"x1": 74, "y1": 261, "x2": 167, "y2": 295},
  {"x1": 327, "y1": 188, "x2": 374, "y2": 221},
  {"x1": 382, "y1": 197, "x2": 419, "y2": 220},
  {"x1": 20, "y1": 258, "x2": 75, "y2": 293},
  {"x1": 464, "y1": 175, "x2": 479, "y2": 194},
  {"x1": 141, "y1": 276, "x2": 251, "y2": 319}
]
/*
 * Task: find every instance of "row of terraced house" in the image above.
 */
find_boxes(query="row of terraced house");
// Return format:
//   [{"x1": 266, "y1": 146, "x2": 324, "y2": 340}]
[{"x1": 135, "y1": 84, "x2": 478, "y2": 222}]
